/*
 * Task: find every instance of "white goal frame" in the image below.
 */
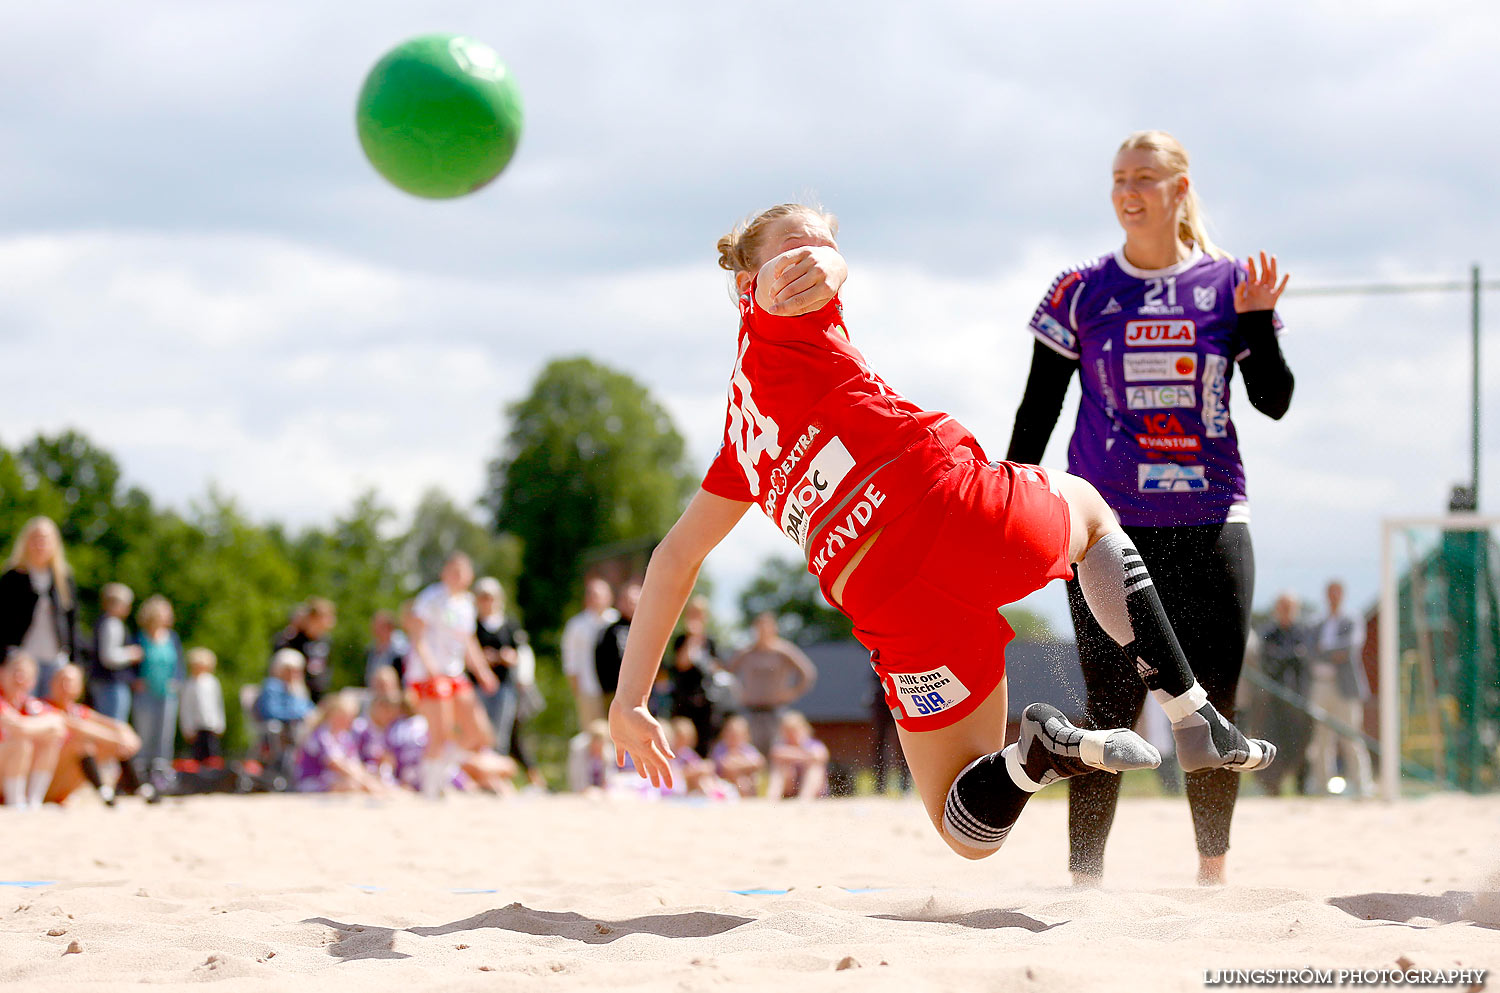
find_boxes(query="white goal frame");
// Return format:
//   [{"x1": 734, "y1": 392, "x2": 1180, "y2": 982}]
[{"x1": 1378, "y1": 514, "x2": 1500, "y2": 799}]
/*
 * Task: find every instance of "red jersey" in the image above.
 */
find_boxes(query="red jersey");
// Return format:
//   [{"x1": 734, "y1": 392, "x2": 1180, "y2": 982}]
[
  {"x1": 0, "y1": 694, "x2": 47, "y2": 740},
  {"x1": 701, "y1": 286, "x2": 983, "y2": 596},
  {"x1": 0, "y1": 694, "x2": 45, "y2": 718}
]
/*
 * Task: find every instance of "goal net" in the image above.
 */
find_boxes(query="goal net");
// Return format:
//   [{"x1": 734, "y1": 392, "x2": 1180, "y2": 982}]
[{"x1": 1378, "y1": 515, "x2": 1500, "y2": 798}]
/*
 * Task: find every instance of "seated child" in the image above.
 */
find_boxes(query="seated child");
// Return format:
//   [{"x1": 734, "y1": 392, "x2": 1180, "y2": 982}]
[
  {"x1": 42, "y1": 662, "x2": 141, "y2": 805},
  {"x1": 294, "y1": 691, "x2": 390, "y2": 794},
  {"x1": 667, "y1": 716, "x2": 737, "y2": 800},
  {"x1": 0, "y1": 650, "x2": 65, "y2": 809},
  {"x1": 766, "y1": 710, "x2": 829, "y2": 801},
  {"x1": 710, "y1": 714, "x2": 765, "y2": 798}
]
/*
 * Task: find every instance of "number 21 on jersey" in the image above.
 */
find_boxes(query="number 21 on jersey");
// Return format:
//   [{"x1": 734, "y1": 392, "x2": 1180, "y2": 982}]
[{"x1": 1143, "y1": 276, "x2": 1177, "y2": 308}]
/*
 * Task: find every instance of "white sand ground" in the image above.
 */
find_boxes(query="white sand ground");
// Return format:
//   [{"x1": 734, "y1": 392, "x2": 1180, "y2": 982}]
[{"x1": 0, "y1": 790, "x2": 1496, "y2": 992}]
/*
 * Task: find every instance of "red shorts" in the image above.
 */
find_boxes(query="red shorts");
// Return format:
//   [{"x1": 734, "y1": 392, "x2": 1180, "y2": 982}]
[
  {"x1": 409, "y1": 674, "x2": 472, "y2": 701},
  {"x1": 839, "y1": 459, "x2": 1074, "y2": 732}
]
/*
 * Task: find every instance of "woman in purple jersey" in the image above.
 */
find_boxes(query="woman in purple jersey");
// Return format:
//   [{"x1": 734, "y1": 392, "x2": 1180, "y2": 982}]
[{"x1": 1007, "y1": 130, "x2": 1294, "y2": 886}]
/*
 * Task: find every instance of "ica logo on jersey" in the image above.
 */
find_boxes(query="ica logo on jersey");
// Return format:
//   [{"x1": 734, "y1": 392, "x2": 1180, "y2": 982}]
[
  {"x1": 1136, "y1": 413, "x2": 1202, "y2": 452},
  {"x1": 1124, "y1": 320, "x2": 1196, "y2": 347}
]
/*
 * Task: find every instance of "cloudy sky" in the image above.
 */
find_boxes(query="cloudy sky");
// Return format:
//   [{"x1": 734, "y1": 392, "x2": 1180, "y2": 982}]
[{"x1": 1, "y1": 2, "x2": 1495, "y2": 631}]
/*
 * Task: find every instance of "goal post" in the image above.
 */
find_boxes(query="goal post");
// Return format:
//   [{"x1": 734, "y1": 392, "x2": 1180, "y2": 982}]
[{"x1": 1378, "y1": 514, "x2": 1500, "y2": 799}]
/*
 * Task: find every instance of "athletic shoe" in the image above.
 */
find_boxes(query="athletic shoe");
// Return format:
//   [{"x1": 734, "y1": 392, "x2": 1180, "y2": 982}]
[{"x1": 1173, "y1": 702, "x2": 1276, "y2": 773}]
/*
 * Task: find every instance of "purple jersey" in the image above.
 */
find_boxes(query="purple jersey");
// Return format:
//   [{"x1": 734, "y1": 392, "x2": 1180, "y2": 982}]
[
  {"x1": 384, "y1": 715, "x2": 429, "y2": 789},
  {"x1": 295, "y1": 724, "x2": 358, "y2": 791},
  {"x1": 1028, "y1": 248, "x2": 1281, "y2": 527}
]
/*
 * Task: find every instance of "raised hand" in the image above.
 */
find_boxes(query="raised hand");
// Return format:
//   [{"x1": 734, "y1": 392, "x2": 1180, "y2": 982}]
[
  {"x1": 610, "y1": 701, "x2": 676, "y2": 788},
  {"x1": 761, "y1": 246, "x2": 848, "y2": 317},
  {"x1": 1234, "y1": 251, "x2": 1289, "y2": 313}
]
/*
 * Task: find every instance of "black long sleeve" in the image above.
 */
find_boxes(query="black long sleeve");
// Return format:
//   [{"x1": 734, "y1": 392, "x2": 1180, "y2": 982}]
[
  {"x1": 1005, "y1": 340, "x2": 1078, "y2": 464},
  {"x1": 1236, "y1": 310, "x2": 1295, "y2": 420}
]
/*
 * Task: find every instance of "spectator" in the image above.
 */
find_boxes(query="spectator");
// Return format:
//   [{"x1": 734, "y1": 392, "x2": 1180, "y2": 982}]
[
  {"x1": 508, "y1": 629, "x2": 546, "y2": 789},
  {"x1": 766, "y1": 710, "x2": 829, "y2": 801},
  {"x1": 274, "y1": 597, "x2": 337, "y2": 702},
  {"x1": 89, "y1": 582, "x2": 142, "y2": 794},
  {"x1": 710, "y1": 714, "x2": 764, "y2": 797},
  {"x1": 594, "y1": 582, "x2": 640, "y2": 715},
  {"x1": 567, "y1": 719, "x2": 616, "y2": 793},
  {"x1": 406, "y1": 552, "x2": 499, "y2": 798},
  {"x1": 295, "y1": 691, "x2": 389, "y2": 794},
  {"x1": 179, "y1": 647, "x2": 226, "y2": 763},
  {"x1": 1308, "y1": 580, "x2": 1376, "y2": 797},
  {"x1": 0, "y1": 517, "x2": 79, "y2": 696},
  {"x1": 132, "y1": 595, "x2": 184, "y2": 778},
  {"x1": 43, "y1": 662, "x2": 141, "y2": 805},
  {"x1": 560, "y1": 578, "x2": 617, "y2": 730},
  {"x1": 358, "y1": 692, "x2": 403, "y2": 787},
  {"x1": 668, "y1": 596, "x2": 723, "y2": 749},
  {"x1": 474, "y1": 577, "x2": 522, "y2": 754},
  {"x1": 257, "y1": 648, "x2": 315, "y2": 781},
  {"x1": 89, "y1": 583, "x2": 142, "y2": 722},
  {"x1": 666, "y1": 716, "x2": 736, "y2": 799},
  {"x1": 1253, "y1": 592, "x2": 1315, "y2": 797},
  {"x1": 363, "y1": 609, "x2": 409, "y2": 687},
  {"x1": 726, "y1": 612, "x2": 817, "y2": 758},
  {"x1": 367, "y1": 664, "x2": 402, "y2": 705},
  {"x1": 379, "y1": 693, "x2": 431, "y2": 792},
  {"x1": 0, "y1": 650, "x2": 65, "y2": 809}
]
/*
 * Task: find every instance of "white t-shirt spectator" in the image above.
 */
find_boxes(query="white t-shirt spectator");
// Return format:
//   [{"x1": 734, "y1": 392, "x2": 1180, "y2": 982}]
[
  {"x1": 408, "y1": 583, "x2": 476, "y2": 682},
  {"x1": 180, "y1": 672, "x2": 227, "y2": 736},
  {"x1": 560, "y1": 607, "x2": 618, "y2": 697}
]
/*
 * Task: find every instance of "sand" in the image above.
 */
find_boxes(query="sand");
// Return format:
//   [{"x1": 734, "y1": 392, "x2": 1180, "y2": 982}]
[{"x1": 1, "y1": 789, "x2": 1496, "y2": 991}]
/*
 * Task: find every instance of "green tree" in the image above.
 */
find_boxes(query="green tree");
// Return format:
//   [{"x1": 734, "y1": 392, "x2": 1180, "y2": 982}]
[
  {"x1": 485, "y1": 357, "x2": 694, "y2": 637},
  {"x1": 113, "y1": 493, "x2": 301, "y2": 751},
  {"x1": 2, "y1": 432, "x2": 157, "y2": 609},
  {"x1": 401, "y1": 489, "x2": 522, "y2": 604}
]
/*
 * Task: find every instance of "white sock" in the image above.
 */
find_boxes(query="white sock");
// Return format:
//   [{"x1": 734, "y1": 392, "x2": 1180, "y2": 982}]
[
  {"x1": 1152, "y1": 681, "x2": 1209, "y2": 724},
  {"x1": 1002, "y1": 743, "x2": 1048, "y2": 793},
  {"x1": 26, "y1": 771, "x2": 52, "y2": 807},
  {"x1": 4, "y1": 776, "x2": 26, "y2": 808},
  {"x1": 100, "y1": 758, "x2": 120, "y2": 787}
]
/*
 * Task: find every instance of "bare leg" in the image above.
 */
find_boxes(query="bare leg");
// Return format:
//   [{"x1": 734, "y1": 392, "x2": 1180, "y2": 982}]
[
  {"x1": 453, "y1": 689, "x2": 495, "y2": 752},
  {"x1": 897, "y1": 677, "x2": 1011, "y2": 859}
]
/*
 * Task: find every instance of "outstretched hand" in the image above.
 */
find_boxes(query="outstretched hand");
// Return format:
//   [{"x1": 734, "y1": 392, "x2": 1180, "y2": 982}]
[
  {"x1": 760, "y1": 246, "x2": 847, "y2": 317},
  {"x1": 1234, "y1": 251, "x2": 1289, "y2": 313},
  {"x1": 610, "y1": 701, "x2": 676, "y2": 789}
]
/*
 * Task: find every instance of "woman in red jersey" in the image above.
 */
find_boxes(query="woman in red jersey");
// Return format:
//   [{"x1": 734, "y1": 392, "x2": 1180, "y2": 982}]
[{"x1": 610, "y1": 204, "x2": 1274, "y2": 859}]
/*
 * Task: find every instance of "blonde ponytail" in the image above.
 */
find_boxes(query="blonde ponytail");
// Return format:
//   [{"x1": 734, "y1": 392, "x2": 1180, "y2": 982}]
[
  {"x1": 716, "y1": 203, "x2": 839, "y2": 273},
  {"x1": 1117, "y1": 130, "x2": 1228, "y2": 260}
]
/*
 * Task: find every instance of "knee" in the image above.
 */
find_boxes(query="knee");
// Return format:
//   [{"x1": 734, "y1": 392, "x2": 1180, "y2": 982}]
[{"x1": 942, "y1": 833, "x2": 999, "y2": 861}]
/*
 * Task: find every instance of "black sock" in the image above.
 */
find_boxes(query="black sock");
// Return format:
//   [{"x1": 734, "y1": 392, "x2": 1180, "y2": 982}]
[
  {"x1": 942, "y1": 749, "x2": 1038, "y2": 852},
  {"x1": 1077, "y1": 531, "x2": 1194, "y2": 698},
  {"x1": 1124, "y1": 581, "x2": 1194, "y2": 698}
]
